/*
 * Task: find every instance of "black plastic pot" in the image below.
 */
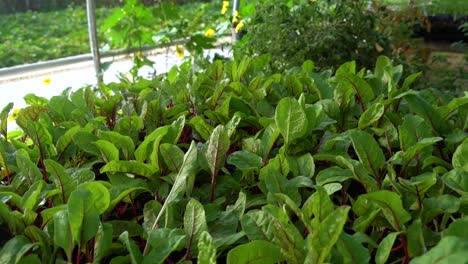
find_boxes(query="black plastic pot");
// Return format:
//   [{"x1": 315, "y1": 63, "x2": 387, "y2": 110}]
[{"x1": 415, "y1": 14, "x2": 468, "y2": 42}]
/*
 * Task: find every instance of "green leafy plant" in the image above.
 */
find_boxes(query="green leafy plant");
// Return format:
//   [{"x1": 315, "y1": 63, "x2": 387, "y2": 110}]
[
  {"x1": 0, "y1": 54, "x2": 467, "y2": 263},
  {"x1": 236, "y1": 0, "x2": 393, "y2": 71}
]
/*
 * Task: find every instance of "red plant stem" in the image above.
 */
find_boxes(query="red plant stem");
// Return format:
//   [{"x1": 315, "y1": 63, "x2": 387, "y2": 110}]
[
  {"x1": 40, "y1": 157, "x2": 48, "y2": 182},
  {"x1": 76, "y1": 245, "x2": 81, "y2": 264},
  {"x1": 210, "y1": 171, "x2": 217, "y2": 202},
  {"x1": 391, "y1": 242, "x2": 404, "y2": 252}
]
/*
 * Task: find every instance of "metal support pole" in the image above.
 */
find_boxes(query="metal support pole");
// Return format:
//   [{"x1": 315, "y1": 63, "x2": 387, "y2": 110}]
[
  {"x1": 86, "y1": 0, "x2": 103, "y2": 84},
  {"x1": 232, "y1": 0, "x2": 241, "y2": 44}
]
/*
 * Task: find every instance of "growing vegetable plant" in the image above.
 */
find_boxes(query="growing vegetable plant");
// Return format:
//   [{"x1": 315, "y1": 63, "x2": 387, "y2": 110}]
[{"x1": 0, "y1": 54, "x2": 467, "y2": 263}]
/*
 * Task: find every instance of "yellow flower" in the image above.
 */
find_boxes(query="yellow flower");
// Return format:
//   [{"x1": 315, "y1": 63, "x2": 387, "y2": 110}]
[
  {"x1": 8, "y1": 108, "x2": 20, "y2": 122},
  {"x1": 235, "y1": 20, "x2": 245, "y2": 33},
  {"x1": 205, "y1": 28, "x2": 216, "y2": 38},
  {"x1": 136, "y1": 51, "x2": 143, "y2": 60},
  {"x1": 175, "y1": 45, "x2": 185, "y2": 58},
  {"x1": 232, "y1": 10, "x2": 240, "y2": 23},
  {"x1": 221, "y1": 1, "x2": 229, "y2": 15},
  {"x1": 42, "y1": 77, "x2": 51, "y2": 86}
]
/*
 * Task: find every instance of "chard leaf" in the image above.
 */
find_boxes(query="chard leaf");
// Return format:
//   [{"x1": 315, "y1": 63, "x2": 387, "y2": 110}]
[
  {"x1": 26, "y1": 122, "x2": 56, "y2": 158},
  {"x1": 94, "y1": 139, "x2": 119, "y2": 162},
  {"x1": 67, "y1": 189, "x2": 100, "y2": 246},
  {"x1": 405, "y1": 93, "x2": 447, "y2": 135},
  {"x1": 0, "y1": 236, "x2": 33, "y2": 264},
  {"x1": 200, "y1": 125, "x2": 230, "y2": 201},
  {"x1": 150, "y1": 142, "x2": 198, "y2": 230},
  {"x1": 443, "y1": 169, "x2": 468, "y2": 195},
  {"x1": 375, "y1": 232, "x2": 399, "y2": 264},
  {"x1": 275, "y1": 97, "x2": 308, "y2": 147},
  {"x1": 227, "y1": 240, "x2": 285, "y2": 264},
  {"x1": 114, "y1": 116, "x2": 144, "y2": 143},
  {"x1": 45, "y1": 159, "x2": 77, "y2": 203},
  {"x1": 334, "y1": 233, "x2": 370, "y2": 264},
  {"x1": 0, "y1": 103, "x2": 13, "y2": 138},
  {"x1": 53, "y1": 210, "x2": 73, "y2": 261},
  {"x1": 452, "y1": 139, "x2": 468, "y2": 170},
  {"x1": 358, "y1": 102, "x2": 385, "y2": 129},
  {"x1": 197, "y1": 231, "x2": 216, "y2": 264},
  {"x1": 160, "y1": 143, "x2": 185, "y2": 173},
  {"x1": 98, "y1": 131, "x2": 135, "y2": 160},
  {"x1": 227, "y1": 150, "x2": 263, "y2": 171},
  {"x1": 411, "y1": 236, "x2": 468, "y2": 264},
  {"x1": 184, "y1": 199, "x2": 208, "y2": 256},
  {"x1": 190, "y1": 115, "x2": 214, "y2": 142},
  {"x1": 143, "y1": 229, "x2": 186, "y2": 264},
  {"x1": 353, "y1": 191, "x2": 411, "y2": 231},
  {"x1": 241, "y1": 210, "x2": 275, "y2": 241},
  {"x1": 349, "y1": 130, "x2": 385, "y2": 178},
  {"x1": 307, "y1": 206, "x2": 350, "y2": 264},
  {"x1": 20, "y1": 180, "x2": 44, "y2": 212},
  {"x1": 94, "y1": 223, "x2": 113, "y2": 263},
  {"x1": 119, "y1": 231, "x2": 143, "y2": 264},
  {"x1": 101, "y1": 160, "x2": 156, "y2": 178}
]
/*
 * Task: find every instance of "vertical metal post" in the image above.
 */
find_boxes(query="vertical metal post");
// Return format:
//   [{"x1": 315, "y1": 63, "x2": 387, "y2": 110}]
[
  {"x1": 86, "y1": 0, "x2": 103, "y2": 84},
  {"x1": 232, "y1": 0, "x2": 240, "y2": 44}
]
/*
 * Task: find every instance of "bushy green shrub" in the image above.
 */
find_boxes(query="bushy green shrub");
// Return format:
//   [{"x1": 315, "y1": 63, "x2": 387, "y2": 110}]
[{"x1": 236, "y1": 0, "x2": 392, "y2": 71}]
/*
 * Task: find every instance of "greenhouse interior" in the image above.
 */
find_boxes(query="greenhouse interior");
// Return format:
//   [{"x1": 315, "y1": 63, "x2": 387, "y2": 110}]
[{"x1": 0, "y1": 0, "x2": 467, "y2": 263}]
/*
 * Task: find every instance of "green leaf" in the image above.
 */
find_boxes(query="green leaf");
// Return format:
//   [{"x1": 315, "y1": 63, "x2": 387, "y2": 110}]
[
  {"x1": 422, "y1": 195, "x2": 460, "y2": 224},
  {"x1": 114, "y1": 116, "x2": 144, "y2": 143},
  {"x1": 119, "y1": 231, "x2": 143, "y2": 264},
  {"x1": 190, "y1": 116, "x2": 214, "y2": 142},
  {"x1": 98, "y1": 131, "x2": 135, "y2": 160},
  {"x1": 288, "y1": 153, "x2": 315, "y2": 178},
  {"x1": 0, "y1": 236, "x2": 33, "y2": 264},
  {"x1": 149, "y1": 142, "x2": 198, "y2": 230},
  {"x1": 334, "y1": 233, "x2": 371, "y2": 264},
  {"x1": 45, "y1": 159, "x2": 77, "y2": 203},
  {"x1": 160, "y1": 143, "x2": 185, "y2": 173},
  {"x1": 375, "y1": 232, "x2": 399, "y2": 264},
  {"x1": 316, "y1": 167, "x2": 353, "y2": 186},
  {"x1": 307, "y1": 206, "x2": 350, "y2": 264},
  {"x1": 443, "y1": 169, "x2": 468, "y2": 195},
  {"x1": 101, "y1": 160, "x2": 156, "y2": 178},
  {"x1": 53, "y1": 210, "x2": 73, "y2": 261},
  {"x1": 227, "y1": 150, "x2": 263, "y2": 171},
  {"x1": 197, "y1": 231, "x2": 216, "y2": 264},
  {"x1": 68, "y1": 189, "x2": 100, "y2": 246},
  {"x1": 184, "y1": 199, "x2": 208, "y2": 255},
  {"x1": 55, "y1": 125, "x2": 82, "y2": 158},
  {"x1": 241, "y1": 210, "x2": 275, "y2": 241},
  {"x1": 0, "y1": 103, "x2": 13, "y2": 138},
  {"x1": 200, "y1": 125, "x2": 230, "y2": 177},
  {"x1": 26, "y1": 121, "x2": 56, "y2": 158},
  {"x1": 275, "y1": 97, "x2": 308, "y2": 147},
  {"x1": 404, "y1": 93, "x2": 447, "y2": 135},
  {"x1": 143, "y1": 229, "x2": 186, "y2": 264},
  {"x1": 353, "y1": 191, "x2": 411, "y2": 231},
  {"x1": 411, "y1": 236, "x2": 468, "y2": 264},
  {"x1": 349, "y1": 130, "x2": 385, "y2": 177},
  {"x1": 94, "y1": 223, "x2": 113, "y2": 263},
  {"x1": 358, "y1": 102, "x2": 385, "y2": 129},
  {"x1": 407, "y1": 219, "x2": 425, "y2": 257},
  {"x1": 135, "y1": 125, "x2": 169, "y2": 162},
  {"x1": 20, "y1": 180, "x2": 44, "y2": 212},
  {"x1": 77, "y1": 182, "x2": 110, "y2": 214},
  {"x1": 227, "y1": 240, "x2": 285, "y2": 264},
  {"x1": 16, "y1": 149, "x2": 43, "y2": 185},
  {"x1": 444, "y1": 217, "x2": 468, "y2": 239},
  {"x1": 453, "y1": 139, "x2": 468, "y2": 170},
  {"x1": 94, "y1": 139, "x2": 120, "y2": 162}
]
